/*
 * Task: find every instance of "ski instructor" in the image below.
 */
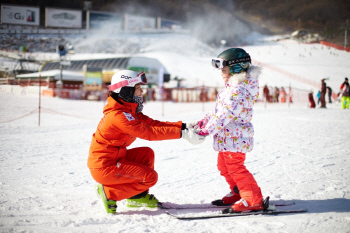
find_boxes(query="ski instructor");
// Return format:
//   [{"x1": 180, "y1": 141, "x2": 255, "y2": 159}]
[{"x1": 88, "y1": 70, "x2": 205, "y2": 214}]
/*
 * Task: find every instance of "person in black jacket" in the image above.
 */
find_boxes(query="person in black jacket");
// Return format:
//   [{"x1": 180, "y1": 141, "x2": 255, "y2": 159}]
[
  {"x1": 320, "y1": 79, "x2": 327, "y2": 108},
  {"x1": 326, "y1": 86, "x2": 332, "y2": 103}
]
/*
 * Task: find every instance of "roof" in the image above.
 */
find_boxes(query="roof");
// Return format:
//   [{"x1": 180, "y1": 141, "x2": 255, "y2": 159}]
[
  {"x1": 41, "y1": 57, "x2": 131, "y2": 72},
  {"x1": 16, "y1": 69, "x2": 84, "y2": 81}
]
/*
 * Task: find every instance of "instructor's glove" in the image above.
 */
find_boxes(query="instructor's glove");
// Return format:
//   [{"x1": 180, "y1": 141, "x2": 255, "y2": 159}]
[
  {"x1": 186, "y1": 121, "x2": 199, "y2": 129},
  {"x1": 181, "y1": 128, "x2": 206, "y2": 145}
]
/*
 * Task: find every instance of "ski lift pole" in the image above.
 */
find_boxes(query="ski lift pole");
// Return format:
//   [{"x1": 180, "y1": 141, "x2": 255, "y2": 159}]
[
  {"x1": 38, "y1": 74, "x2": 41, "y2": 126},
  {"x1": 288, "y1": 83, "x2": 291, "y2": 108},
  {"x1": 162, "y1": 87, "x2": 164, "y2": 116},
  {"x1": 202, "y1": 82, "x2": 205, "y2": 112},
  {"x1": 37, "y1": 62, "x2": 47, "y2": 127}
]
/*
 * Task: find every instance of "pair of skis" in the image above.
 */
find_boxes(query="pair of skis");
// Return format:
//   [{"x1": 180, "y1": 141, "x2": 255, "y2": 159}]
[{"x1": 159, "y1": 197, "x2": 307, "y2": 220}]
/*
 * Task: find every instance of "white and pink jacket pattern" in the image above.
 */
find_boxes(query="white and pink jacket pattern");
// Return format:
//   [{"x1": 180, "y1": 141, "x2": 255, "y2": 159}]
[{"x1": 202, "y1": 65, "x2": 261, "y2": 153}]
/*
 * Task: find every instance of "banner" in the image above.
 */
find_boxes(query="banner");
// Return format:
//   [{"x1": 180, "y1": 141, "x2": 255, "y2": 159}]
[
  {"x1": 126, "y1": 15, "x2": 155, "y2": 30},
  {"x1": 1, "y1": 4, "x2": 40, "y2": 26},
  {"x1": 87, "y1": 11, "x2": 122, "y2": 30},
  {"x1": 161, "y1": 18, "x2": 181, "y2": 29},
  {"x1": 85, "y1": 71, "x2": 103, "y2": 85},
  {"x1": 83, "y1": 65, "x2": 103, "y2": 86},
  {"x1": 45, "y1": 7, "x2": 82, "y2": 28}
]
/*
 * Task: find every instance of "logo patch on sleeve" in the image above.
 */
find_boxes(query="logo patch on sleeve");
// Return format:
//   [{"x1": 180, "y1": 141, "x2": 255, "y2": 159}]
[{"x1": 123, "y1": 112, "x2": 135, "y2": 121}]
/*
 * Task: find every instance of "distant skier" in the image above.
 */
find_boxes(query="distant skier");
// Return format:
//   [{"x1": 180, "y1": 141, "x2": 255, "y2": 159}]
[
  {"x1": 316, "y1": 91, "x2": 321, "y2": 105},
  {"x1": 320, "y1": 78, "x2": 327, "y2": 108},
  {"x1": 280, "y1": 87, "x2": 287, "y2": 103},
  {"x1": 326, "y1": 86, "x2": 332, "y2": 103},
  {"x1": 263, "y1": 85, "x2": 269, "y2": 102},
  {"x1": 88, "y1": 70, "x2": 205, "y2": 214},
  {"x1": 308, "y1": 92, "x2": 316, "y2": 108},
  {"x1": 340, "y1": 77, "x2": 350, "y2": 109},
  {"x1": 189, "y1": 48, "x2": 264, "y2": 212}
]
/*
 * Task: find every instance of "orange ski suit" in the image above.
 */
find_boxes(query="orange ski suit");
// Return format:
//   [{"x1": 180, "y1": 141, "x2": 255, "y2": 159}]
[{"x1": 88, "y1": 96, "x2": 182, "y2": 201}]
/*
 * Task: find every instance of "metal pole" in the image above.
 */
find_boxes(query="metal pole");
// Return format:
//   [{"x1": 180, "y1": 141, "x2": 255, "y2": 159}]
[
  {"x1": 162, "y1": 95, "x2": 164, "y2": 116},
  {"x1": 202, "y1": 82, "x2": 205, "y2": 112},
  {"x1": 288, "y1": 83, "x2": 291, "y2": 108},
  {"x1": 345, "y1": 28, "x2": 347, "y2": 49},
  {"x1": 344, "y1": 19, "x2": 349, "y2": 50},
  {"x1": 60, "y1": 64, "x2": 63, "y2": 85},
  {"x1": 39, "y1": 74, "x2": 41, "y2": 126}
]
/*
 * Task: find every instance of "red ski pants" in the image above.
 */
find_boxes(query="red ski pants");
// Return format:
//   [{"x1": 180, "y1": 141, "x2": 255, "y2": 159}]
[
  {"x1": 217, "y1": 151, "x2": 263, "y2": 205},
  {"x1": 90, "y1": 147, "x2": 158, "y2": 201}
]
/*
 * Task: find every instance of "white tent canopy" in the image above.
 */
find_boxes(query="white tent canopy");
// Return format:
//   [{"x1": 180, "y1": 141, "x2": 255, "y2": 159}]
[{"x1": 16, "y1": 70, "x2": 84, "y2": 81}]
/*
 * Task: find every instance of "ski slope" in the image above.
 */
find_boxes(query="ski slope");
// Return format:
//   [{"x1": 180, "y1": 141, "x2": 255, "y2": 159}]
[{"x1": 0, "y1": 34, "x2": 350, "y2": 232}]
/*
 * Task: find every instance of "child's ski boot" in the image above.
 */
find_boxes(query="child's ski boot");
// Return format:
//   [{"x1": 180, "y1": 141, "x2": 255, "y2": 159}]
[
  {"x1": 96, "y1": 184, "x2": 117, "y2": 214},
  {"x1": 222, "y1": 197, "x2": 268, "y2": 214},
  {"x1": 212, "y1": 191, "x2": 241, "y2": 206}
]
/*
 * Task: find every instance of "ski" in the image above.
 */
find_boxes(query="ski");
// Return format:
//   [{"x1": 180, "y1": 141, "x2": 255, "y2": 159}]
[
  {"x1": 165, "y1": 207, "x2": 307, "y2": 220},
  {"x1": 160, "y1": 200, "x2": 295, "y2": 210}
]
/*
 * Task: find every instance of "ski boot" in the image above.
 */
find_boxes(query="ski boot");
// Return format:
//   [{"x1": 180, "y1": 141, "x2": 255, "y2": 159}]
[
  {"x1": 96, "y1": 184, "x2": 117, "y2": 214},
  {"x1": 212, "y1": 186, "x2": 241, "y2": 206},
  {"x1": 126, "y1": 191, "x2": 160, "y2": 208},
  {"x1": 222, "y1": 197, "x2": 269, "y2": 214}
]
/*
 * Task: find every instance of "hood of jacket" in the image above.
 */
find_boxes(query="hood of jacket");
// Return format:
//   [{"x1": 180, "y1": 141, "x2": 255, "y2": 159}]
[{"x1": 226, "y1": 64, "x2": 262, "y2": 101}]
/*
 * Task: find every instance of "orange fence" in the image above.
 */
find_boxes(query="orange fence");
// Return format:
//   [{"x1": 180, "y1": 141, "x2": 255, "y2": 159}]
[
  {"x1": 320, "y1": 41, "x2": 350, "y2": 52},
  {"x1": 254, "y1": 60, "x2": 338, "y2": 100}
]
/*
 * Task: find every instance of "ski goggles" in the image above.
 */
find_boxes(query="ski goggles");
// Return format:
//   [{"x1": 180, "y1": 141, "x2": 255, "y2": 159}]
[
  {"x1": 211, "y1": 56, "x2": 251, "y2": 69},
  {"x1": 109, "y1": 71, "x2": 148, "y2": 92}
]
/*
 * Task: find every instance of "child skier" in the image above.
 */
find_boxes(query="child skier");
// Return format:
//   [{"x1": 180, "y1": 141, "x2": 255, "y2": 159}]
[
  {"x1": 193, "y1": 48, "x2": 264, "y2": 212},
  {"x1": 88, "y1": 70, "x2": 205, "y2": 214}
]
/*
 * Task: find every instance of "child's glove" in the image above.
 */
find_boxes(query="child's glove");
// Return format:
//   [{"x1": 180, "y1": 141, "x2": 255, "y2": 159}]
[
  {"x1": 197, "y1": 119, "x2": 208, "y2": 129},
  {"x1": 181, "y1": 128, "x2": 206, "y2": 145},
  {"x1": 198, "y1": 129, "x2": 209, "y2": 136}
]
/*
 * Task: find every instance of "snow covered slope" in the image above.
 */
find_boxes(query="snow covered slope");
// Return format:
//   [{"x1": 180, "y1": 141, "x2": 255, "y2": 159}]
[{"x1": 0, "y1": 34, "x2": 350, "y2": 232}]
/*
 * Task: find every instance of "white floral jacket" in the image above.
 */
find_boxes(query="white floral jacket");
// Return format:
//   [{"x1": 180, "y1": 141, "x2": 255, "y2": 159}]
[{"x1": 202, "y1": 65, "x2": 261, "y2": 153}]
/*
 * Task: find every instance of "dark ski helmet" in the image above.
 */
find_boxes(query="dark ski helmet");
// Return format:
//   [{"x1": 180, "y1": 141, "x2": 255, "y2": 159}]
[{"x1": 216, "y1": 48, "x2": 251, "y2": 74}]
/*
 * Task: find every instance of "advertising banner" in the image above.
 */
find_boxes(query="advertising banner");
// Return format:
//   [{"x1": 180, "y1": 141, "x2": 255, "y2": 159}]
[
  {"x1": 45, "y1": 7, "x2": 82, "y2": 28},
  {"x1": 85, "y1": 71, "x2": 103, "y2": 85},
  {"x1": 83, "y1": 65, "x2": 103, "y2": 86},
  {"x1": 1, "y1": 4, "x2": 40, "y2": 26},
  {"x1": 161, "y1": 18, "x2": 181, "y2": 29},
  {"x1": 127, "y1": 15, "x2": 155, "y2": 30},
  {"x1": 87, "y1": 11, "x2": 122, "y2": 30}
]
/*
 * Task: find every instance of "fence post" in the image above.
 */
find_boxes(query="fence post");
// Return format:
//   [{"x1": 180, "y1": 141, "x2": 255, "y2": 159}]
[
  {"x1": 38, "y1": 74, "x2": 41, "y2": 126},
  {"x1": 202, "y1": 83, "x2": 205, "y2": 112},
  {"x1": 288, "y1": 83, "x2": 291, "y2": 108}
]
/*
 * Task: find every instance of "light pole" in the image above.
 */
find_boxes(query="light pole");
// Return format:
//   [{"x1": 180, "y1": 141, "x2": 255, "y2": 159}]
[
  {"x1": 344, "y1": 19, "x2": 349, "y2": 49},
  {"x1": 341, "y1": 19, "x2": 350, "y2": 50},
  {"x1": 57, "y1": 45, "x2": 66, "y2": 89}
]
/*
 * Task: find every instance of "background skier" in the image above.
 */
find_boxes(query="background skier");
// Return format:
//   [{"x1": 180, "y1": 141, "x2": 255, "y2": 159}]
[
  {"x1": 340, "y1": 77, "x2": 350, "y2": 109},
  {"x1": 320, "y1": 78, "x2": 327, "y2": 108}
]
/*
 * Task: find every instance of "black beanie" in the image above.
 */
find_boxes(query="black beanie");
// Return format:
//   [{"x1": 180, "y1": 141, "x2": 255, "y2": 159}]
[{"x1": 118, "y1": 86, "x2": 135, "y2": 102}]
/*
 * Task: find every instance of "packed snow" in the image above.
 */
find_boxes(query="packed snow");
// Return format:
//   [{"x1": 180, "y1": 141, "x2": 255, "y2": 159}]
[{"x1": 0, "y1": 32, "x2": 350, "y2": 233}]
